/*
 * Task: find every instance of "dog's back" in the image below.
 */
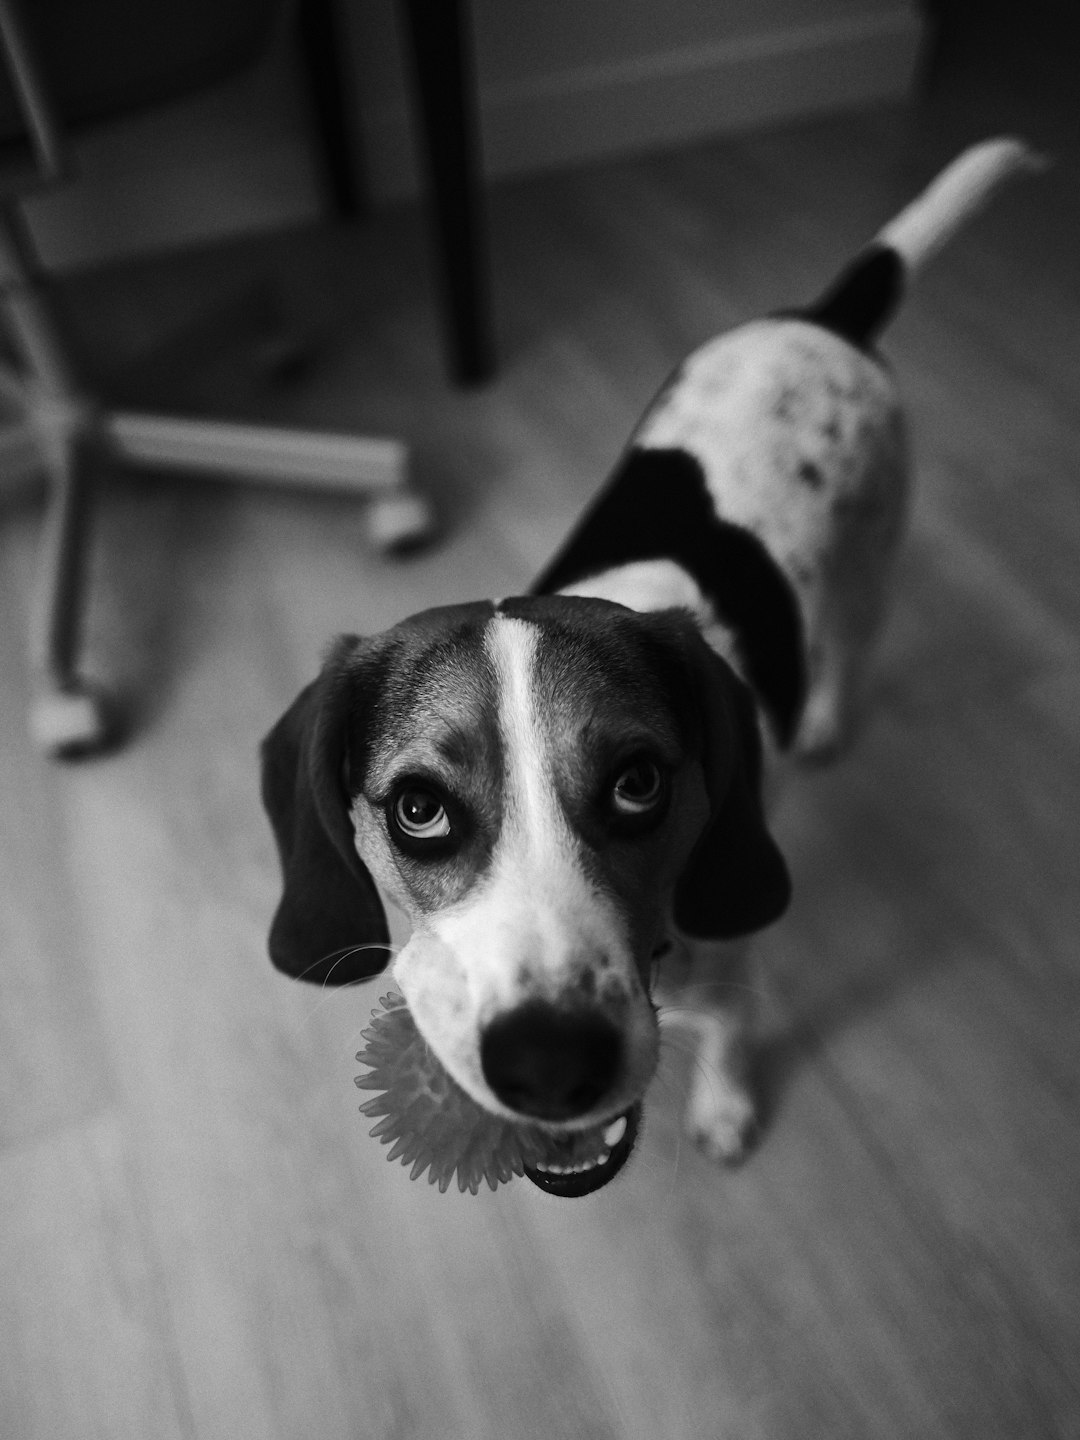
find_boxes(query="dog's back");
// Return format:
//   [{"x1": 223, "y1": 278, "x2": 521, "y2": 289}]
[{"x1": 536, "y1": 138, "x2": 1042, "y2": 761}]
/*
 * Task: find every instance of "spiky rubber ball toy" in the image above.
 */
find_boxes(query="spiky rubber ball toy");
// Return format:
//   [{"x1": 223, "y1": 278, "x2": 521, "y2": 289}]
[{"x1": 355, "y1": 992, "x2": 640, "y2": 1197}]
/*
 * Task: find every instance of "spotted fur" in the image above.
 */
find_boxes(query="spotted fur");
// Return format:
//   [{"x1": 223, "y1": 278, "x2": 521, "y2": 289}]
[{"x1": 541, "y1": 317, "x2": 908, "y2": 760}]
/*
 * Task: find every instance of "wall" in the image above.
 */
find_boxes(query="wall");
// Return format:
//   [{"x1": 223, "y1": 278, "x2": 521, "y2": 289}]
[
  {"x1": 356, "y1": 0, "x2": 926, "y2": 200},
  {"x1": 23, "y1": 0, "x2": 924, "y2": 271}
]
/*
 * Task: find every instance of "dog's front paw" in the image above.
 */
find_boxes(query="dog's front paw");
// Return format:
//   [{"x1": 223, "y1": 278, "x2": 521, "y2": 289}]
[{"x1": 686, "y1": 1075, "x2": 759, "y2": 1166}]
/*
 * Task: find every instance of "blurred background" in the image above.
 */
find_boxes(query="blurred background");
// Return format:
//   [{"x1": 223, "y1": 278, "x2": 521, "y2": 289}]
[{"x1": 1, "y1": 0, "x2": 1078, "y2": 1437}]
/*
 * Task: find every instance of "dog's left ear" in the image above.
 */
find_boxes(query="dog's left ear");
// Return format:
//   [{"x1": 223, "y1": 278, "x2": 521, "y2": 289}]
[
  {"x1": 671, "y1": 628, "x2": 791, "y2": 939},
  {"x1": 260, "y1": 640, "x2": 391, "y2": 985}
]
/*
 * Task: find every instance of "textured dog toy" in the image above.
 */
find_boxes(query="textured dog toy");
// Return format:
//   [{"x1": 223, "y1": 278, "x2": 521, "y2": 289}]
[{"x1": 355, "y1": 992, "x2": 552, "y2": 1194}]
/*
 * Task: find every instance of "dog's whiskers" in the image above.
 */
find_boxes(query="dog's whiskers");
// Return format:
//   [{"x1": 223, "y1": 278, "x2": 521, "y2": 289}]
[
  {"x1": 657, "y1": 1030, "x2": 742, "y2": 1131},
  {"x1": 296, "y1": 942, "x2": 402, "y2": 1026},
  {"x1": 656, "y1": 984, "x2": 760, "y2": 1028}
]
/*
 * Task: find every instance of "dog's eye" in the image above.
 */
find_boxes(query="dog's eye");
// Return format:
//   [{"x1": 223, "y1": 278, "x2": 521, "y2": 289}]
[
  {"x1": 391, "y1": 787, "x2": 452, "y2": 841},
  {"x1": 611, "y1": 759, "x2": 664, "y2": 816}
]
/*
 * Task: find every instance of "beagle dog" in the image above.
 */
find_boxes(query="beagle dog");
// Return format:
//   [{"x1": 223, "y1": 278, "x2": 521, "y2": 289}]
[{"x1": 261, "y1": 140, "x2": 1037, "y2": 1197}]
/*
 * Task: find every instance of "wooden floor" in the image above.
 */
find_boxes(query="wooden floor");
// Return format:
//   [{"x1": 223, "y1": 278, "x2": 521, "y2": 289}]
[{"x1": 3, "y1": 15, "x2": 1079, "y2": 1440}]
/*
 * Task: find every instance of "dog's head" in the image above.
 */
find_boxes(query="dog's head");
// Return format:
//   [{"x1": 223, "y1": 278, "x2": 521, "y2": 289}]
[{"x1": 261, "y1": 595, "x2": 789, "y2": 1190}]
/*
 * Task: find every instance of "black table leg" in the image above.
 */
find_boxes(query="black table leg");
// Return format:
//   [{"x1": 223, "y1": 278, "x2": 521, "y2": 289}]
[
  {"x1": 399, "y1": 0, "x2": 495, "y2": 385},
  {"x1": 297, "y1": 0, "x2": 366, "y2": 219}
]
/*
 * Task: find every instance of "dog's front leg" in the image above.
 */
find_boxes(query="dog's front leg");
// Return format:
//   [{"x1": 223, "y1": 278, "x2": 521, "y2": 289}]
[{"x1": 656, "y1": 938, "x2": 760, "y2": 1164}]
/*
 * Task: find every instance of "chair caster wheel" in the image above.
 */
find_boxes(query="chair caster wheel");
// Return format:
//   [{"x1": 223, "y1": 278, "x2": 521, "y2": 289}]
[
  {"x1": 367, "y1": 491, "x2": 437, "y2": 555},
  {"x1": 30, "y1": 683, "x2": 114, "y2": 759}
]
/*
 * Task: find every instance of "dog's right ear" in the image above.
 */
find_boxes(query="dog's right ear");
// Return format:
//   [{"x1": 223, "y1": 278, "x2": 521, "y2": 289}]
[{"x1": 260, "y1": 639, "x2": 391, "y2": 985}]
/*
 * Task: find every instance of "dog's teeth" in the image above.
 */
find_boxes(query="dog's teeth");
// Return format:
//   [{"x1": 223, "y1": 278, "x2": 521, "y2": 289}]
[
  {"x1": 534, "y1": 1122, "x2": 633, "y2": 1180},
  {"x1": 603, "y1": 1116, "x2": 628, "y2": 1148},
  {"x1": 538, "y1": 1153, "x2": 612, "y2": 1177}
]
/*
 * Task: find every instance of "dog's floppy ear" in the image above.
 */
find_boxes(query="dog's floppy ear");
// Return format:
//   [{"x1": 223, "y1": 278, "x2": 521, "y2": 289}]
[
  {"x1": 260, "y1": 638, "x2": 391, "y2": 984},
  {"x1": 672, "y1": 629, "x2": 791, "y2": 939}
]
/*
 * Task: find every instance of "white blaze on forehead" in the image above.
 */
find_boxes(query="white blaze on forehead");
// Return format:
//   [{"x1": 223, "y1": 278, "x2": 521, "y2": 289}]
[
  {"x1": 483, "y1": 614, "x2": 567, "y2": 851},
  {"x1": 465, "y1": 612, "x2": 628, "y2": 998}
]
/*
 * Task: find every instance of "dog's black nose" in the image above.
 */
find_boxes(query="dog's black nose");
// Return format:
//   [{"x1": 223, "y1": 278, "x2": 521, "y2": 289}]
[{"x1": 480, "y1": 1001, "x2": 623, "y2": 1120}]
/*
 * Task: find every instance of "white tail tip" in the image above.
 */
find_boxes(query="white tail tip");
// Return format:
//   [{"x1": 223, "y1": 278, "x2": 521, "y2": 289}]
[{"x1": 877, "y1": 137, "x2": 1049, "y2": 276}]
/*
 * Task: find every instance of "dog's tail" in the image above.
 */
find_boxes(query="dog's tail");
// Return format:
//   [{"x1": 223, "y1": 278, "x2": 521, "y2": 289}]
[{"x1": 803, "y1": 137, "x2": 1047, "y2": 348}]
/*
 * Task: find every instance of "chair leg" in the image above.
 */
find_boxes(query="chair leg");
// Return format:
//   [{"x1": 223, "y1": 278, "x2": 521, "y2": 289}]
[
  {"x1": 296, "y1": 0, "x2": 367, "y2": 219},
  {"x1": 399, "y1": 0, "x2": 495, "y2": 386},
  {"x1": 104, "y1": 410, "x2": 436, "y2": 552},
  {"x1": 28, "y1": 430, "x2": 113, "y2": 757}
]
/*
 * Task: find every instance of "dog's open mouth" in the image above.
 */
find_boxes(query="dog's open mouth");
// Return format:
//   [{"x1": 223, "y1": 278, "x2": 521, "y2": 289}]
[{"x1": 524, "y1": 1104, "x2": 641, "y2": 1198}]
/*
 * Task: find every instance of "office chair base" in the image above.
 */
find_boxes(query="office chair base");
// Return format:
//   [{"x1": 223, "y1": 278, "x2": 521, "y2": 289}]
[
  {"x1": 3, "y1": 402, "x2": 431, "y2": 757},
  {"x1": 102, "y1": 411, "x2": 436, "y2": 553},
  {"x1": 29, "y1": 680, "x2": 112, "y2": 759},
  {"x1": 366, "y1": 490, "x2": 436, "y2": 553}
]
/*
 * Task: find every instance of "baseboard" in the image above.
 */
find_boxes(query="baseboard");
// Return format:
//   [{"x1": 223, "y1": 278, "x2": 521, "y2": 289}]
[{"x1": 367, "y1": 7, "x2": 926, "y2": 202}]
